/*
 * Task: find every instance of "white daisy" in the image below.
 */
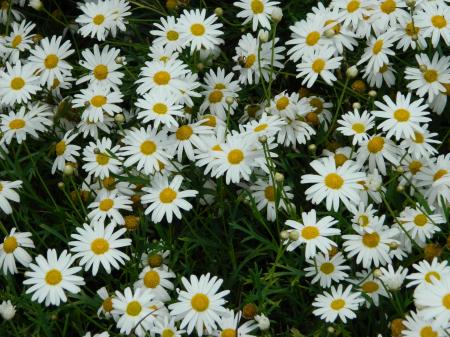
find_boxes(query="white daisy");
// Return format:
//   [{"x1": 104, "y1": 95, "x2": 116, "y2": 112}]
[
  {"x1": 402, "y1": 310, "x2": 445, "y2": 337},
  {"x1": 400, "y1": 123, "x2": 440, "y2": 158},
  {"x1": 0, "y1": 62, "x2": 40, "y2": 106},
  {"x1": 413, "y1": 277, "x2": 450, "y2": 326},
  {"x1": 52, "y1": 130, "x2": 81, "y2": 174},
  {"x1": 337, "y1": 109, "x2": 375, "y2": 145},
  {"x1": 350, "y1": 270, "x2": 388, "y2": 307},
  {"x1": 406, "y1": 258, "x2": 450, "y2": 291},
  {"x1": 134, "y1": 266, "x2": 175, "y2": 302},
  {"x1": 82, "y1": 137, "x2": 122, "y2": 179},
  {"x1": 150, "y1": 16, "x2": 186, "y2": 52},
  {"x1": 234, "y1": 0, "x2": 280, "y2": 31},
  {"x1": 0, "y1": 228, "x2": 34, "y2": 274},
  {"x1": 0, "y1": 180, "x2": 22, "y2": 214},
  {"x1": 214, "y1": 309, "x2": 258, "y2": 337},
  {"x1": 135, "y1": 91, "x2": 184, "y2": 128},
  {"x1": 304, "y1": 252, "x2": 350, "y2": 288},
  {"x1": 357, "y1": 32, "x2": 396, "y2": 73},
  {"x1": 356, "y1": 134, "x2": 399, "y2": 175},
  {"x1": 87, "y1": 189, "x2": 133, "y2": 226},
  {"x1": 415, "y1": 2, "x2": 450, "y2": 47},
  {"x1": 296, "y1": 48, "x2": 343, "y2": 87},
  {"x1": 76, "y1": 0, "x2": 114, "y2": 41}
]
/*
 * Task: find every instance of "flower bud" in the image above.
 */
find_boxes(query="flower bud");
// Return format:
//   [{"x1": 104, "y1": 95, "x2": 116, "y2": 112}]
[
  {"x1": 289, "y1": 230, "x2": 299, "y2": 241},
  {"x1": 274, "y1": 172, "x2": 284, "y2": 182},
  {"x1": 214, "y1": 7, "x2": 223, "y2": 17},
  {"x1": 0, "y1": 300, "x2": 16, "y2": 320},
  {"x1": 346, "y1": 66, "x2": 358, "y2": 78},
  {"x1": 57, "y1": 182, "x2": 65, "y2": 190},
  {"x1": 242, "y1": 303, "x2": 258, "y2": 319},
  {"x1": 225, "y1": 96, "x2": 235, "y2": 105},
  {"x1": 29, "y1": 0, "x2": 44, "y2": 11},
  {"x1": 258, "y1": 135, "x2": 268, "y2": 144},
  {"x1": 63, "y1": 164, "x2": 74, "y2": 176},
  {"x1": 324, "y1": 29, "x2": 335, "y2": 38},
  {"x1": 352, "y1": 102, "x2": 361, "y2": 110},
  {"x1": 307, "y1": 144, "x2": 317, "y2": 152},
  {"x1": 254, "y1": 314, "x2": 270, "y2": 331},
  {"x1": 258, "y1": 30, "x2": 269, "y2": 43},
  {"x1": 368, "y1": 90, "x2": 377, "y2": 97},
  {"x1": 114, "y1": 113, "x2": 125, "y2": 123},
  {"x1": 271, "y1": 7, "x2": 283, "y2": 22},
  {"x1": 280, "y1": 230, "x2": 289, "y2": 240},
  {"x1": 373, "y1": 268, "x2": 382, "y2": 277}
]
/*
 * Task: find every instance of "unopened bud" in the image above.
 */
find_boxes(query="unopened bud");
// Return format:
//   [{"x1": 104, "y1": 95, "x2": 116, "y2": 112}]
[
  {"x1": 258, "y1": 135, "x2": 268, "y2": 144},
  {"x1": 307, "y1": 144, "x2": 317, "y2": 152},
  {"x1": 214, "y1": 7, "x2": 223, "y2": 17},
  {"x1": 196, "y1": 63, "x2": 205, "y2": 71},
  {"x1": 280, "y1": 230, "x2": 289, "y2": 240},
  {"x1": 324, "y1": 29, "x2": 335, "y2": 38},
  {"x1": 225, "y1": 96, "x2": 235, "y2": 105},
  {"x1": 289, "y1": 230, "x2": 299, "y2": 241},
  {"x1": 63, "y1": 164, "x2": 74, "y2": 176},
  {"x1": 258, "y1": 30, "x2": 269, "y2": 43},
  {"x1": 57, "y1": 182, "x2": 65, "y2": 190},
  {"x1": 274, "y1": 172, "x2": 284, "y2": 182},
  {"x1": 346, "y1": 66, "x2": 358, "y2": 78},
  {"x1": 373, "y1": 268, "x2": 382, "y2": 278},
  {"x1": 271, "y1": 7, "x2": 283, "y2": 22},
  {"x1": 327, "y1": 326, "x2": 335, "y2": 333},
  {"x1": 115, "y1": 56, "x2": 125, "y2": 64},
  {"x1": 396, "y1": 184, "x2": 405, "y2": 192},
  {"x1": 114, "y1": 113, "x2": 125, "y2": 123},
  {"x1": 368, "y1": 90, "x2": 377, "y2": 97},
  {"x1": 353, "y1": 102, "x2": 361, "y2": 110},
  {"x1": 396, "y1": 166, "x2": 404, "y2": 173}
]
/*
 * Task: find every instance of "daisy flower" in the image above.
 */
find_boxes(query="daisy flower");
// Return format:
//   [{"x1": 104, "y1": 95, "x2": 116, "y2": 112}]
[
  {"x1": 212, "y1": 132, "x2": 263, "y2": 184},
  {"x1": 0, "y1": 62, "x2": 40, "y2": 106},
  {"x1": 249, "y1": 177, "x2": 294, "y2": 221},
  {"x1": 176, "y1": 9, "x2": 224, "y2": 53},
  {"x1": 0, "y1": 180, "x2": 22, "y2": 214},
  {"x1": 400, "y1": 123, "x2": 440, "y2": 158},
  {"x1": 77, "y1": 116, "x2": 115, "y2": 139},
  {"x1": 150, "y1": 16, "x2": 186, "y2": 52},
  {"x1": 151, "y1": 316, "x2": 186, "y2": 337},
  {"x1": 134, "y1": 266, "x2": 175, "y2": 302},
  {"x1": 350, "y1": 270, "x2": 388, "y2": 307},
  {"x1": 398, "y1": 205, "x2": 445, "y2": 245},
  {"x1": 414, "y1": 277, "x2": 450, "y2": 326},
  {"x1": 108, "y1": 0, "x2": 131, "y2": 37},
  {"x1": 415, "y1": 2, "x2": 450, "y2": 47},
  {"x1": 77, "y1": 44, "x2": 124, "y2": 89},
  {"x1": 402, "y1": 310, "x2": 445, "y2": 337},
  {"x1": 234, "y1": 0, "x2": 280, "y2": 31},
  {"x1": 73, "y1": 85, "x2": 123, "y2": 123},
  {"x1": 405, "y1": 53, "x2": 450, "y2": 101},
  {"x1": 141, "y1": 174, "x2": 198, "y2": 224},
  {"x1": 0, "y1": 228, "x2": 34, "y2": 274},
  {"x1": 214, "y1": 309, "x2": 258, "y2": 337},
  {"x1": 82, "y1": 137, "x2": 122, "y2": 179},
  {"x1": 76, "y1": 0, "x2": 114, "y2": 41},
  {"x1": 312, "y1": 284, "x2": 363, "y2": 323},
  {"x1": 406, "y1": 258, "x2": 450, "y2": 291},
  {"x1": 2, "y1": 20, "x2": 34, "y2": 60},
  {"x1": 342, "y1": 218, "x2": 399, "y2": 268},
  {"x1": 135, "y1": 91, "x2": 184, "y2": 129},
  {"x1": 52, "y1": 130, "x2": 81, "y2": 174},
  {"x1": 96, "y1": 287, "x2": 116, "y2": 319},
  {"x1": 244, "y1": 113, "x2": 286, "y2": 140},
  {"x1": 348, "y1": 202, "x2": 377, "y2": 229},
  {"x1": 415, "y1": 154, "x2": 450, "y2": 206},
  {"x1": 199, "y1": 67, "x2": 241, "y2": 120},
  {"x1": 23, "y1": 249, "x2": 85, "y2": 306},
  {"x1": 269, "y1": 91, "x2": 305, "y2": 120},
  {"x1": 121, "y1": 126, "x2": 172, "y2": 175},
  {"x1": 304, "y1": 252, "x2": 350, "y2": 288},
  {"x1": 363, "y1": 62, "x2": 397, "y2": 88},
  {"x1": 356, "y1": 134, "x2": 399, "y2": 175},
  {"x1": 296, "y1": 48, "x2": 343, "y2": 87},
  {"x1": 87, "y1": 189, "x2": 133, "y2": 226},
  {"x1": 301, "y1": 156, "x2": 366, "y2": 211},
  {"x1": 136, "y1": 59, "x2": 190, "y2": 99},
  {"x1": 337, "y1": 109, "x2": 375, "y2": 145},
  {"x1": 373, "y1": 92, "x2": 431, "y2": 140},
  {"x1": 283, "y1": 209, "x2": 340, "y2": 259},
  {"x1": 0, "y1": 105, "x2": 52, "y2": 145},
  {"x1": 357, "y1": 32, "x2": 396, "y2": 73},
  {"x1": 332, "y1": 0, "x2": 371, "y2": 31},
  {"x1": 112, "y1": 287, "x2": 156, "y2": 337},
  {"x1": 69, "y1": 222, "x2": 131, "y2": 276},
  {"x1": 368, "y1": 0, "x2": 408, "y2": 34},
  {"x1": 168, "y1": 273, "x2": 230, "y2": 336},
  {"x1": 378, "y1": 264, "x2": 408, "y2": 291},
  {"x1": 28, "y1": 35, "x2": 74, "y2": 89}
]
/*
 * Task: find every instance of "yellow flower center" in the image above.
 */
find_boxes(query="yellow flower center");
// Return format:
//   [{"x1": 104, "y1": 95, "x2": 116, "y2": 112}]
[
  {"x1": 301, "y1": 226, "x2": 320, "y2": 240},
  {"x1": 413, "y1": 214, "x2": 428, "y2": 227},
  {"x1": 91, "y1": 238, "x2": 110, "y2": 254},
  {"x1": 93, "y1": 64, "x2": 108, "y2": 80},
  {"x1": 372, "y1": 40, "x2": 384, "y2": 54},
  {"x1": 55, "y1": 140, "x2": 66, "y2": 156},
  {"x1": 367, "y1": 136, "x2": 384, "y2": 153},
  {"x1": 379, "y1": 63, "x2": 389, "y2": 73},
  {"x1": 140, "y1": 140, "x2": 157, "y2": 155},
  {"x1": 380, "y1": 0, "x2": 396, "y2": 14},
  {"x1": 359, "y1": 215, "x2": 369, "y2": 227},
  {"x1": 305, "y1": 31, "x2": 321, "y2": 46},
  {"x1": 352, "y1": 122, "x2": 366, "y2": 134},
  {"x1": 11, "y1": 35, "x2": 22, "y2": 48},
  {"x1": 312, "y1": 58, "x2": 325, "y2": 73},
  {"x1": 45, "y1": 269, "x2": 63, "y2": 285},
  {"x1": 208, "y1": 90, "x2": 223, "y2": 103},
  {"x1": 162, "y1": 329, "x2": 175, "y2": 337},
  {"x1": 244, "y1": 54, "x2": 256, "y2": 68},
  {"x1": 93, "y1": 14, "x2": 105, "y2": 25},
  {"x1": 10, "y1": 77, "x2": 25, "y2": 90},
  {"x1": 191, "y1": 23, "x2": 205, "y2": 36},
  {"x1": 276, "y1": 96, "x2": 289, "y2": 110},
  {"x1": 324, "y1": 20, "x2": 341, "y2": 34},
  {"x1": 143, "y1": 270, "x2": 160, "y2": 288},
  {"x1": 310, "y1": 97, "x2": 324, "y2": 113},
  {"x1": 334, "y1": 153, "x2": 348, "y2": 167},
  {"x1": 413, "y1": 132, "x2": 424, "y2": 144},
  {"x1": 227, "y1": 149, "x2": 244, "y2": 164},
  {"x1": 176, "y1": 125, "x2": 193, "y2": 140},
  {"x1": 9, "y1": 118, "x2": 26, "y2": 129},
  {"x1": 324, "y1": 173, "x2": 344, "y2": 190},
  {"x1": 362, "y1": 232, "x2": 380, "y2": 248},
  {"x1": 102, "y1": 297, "x2": 113, "y2": 312},
  {"x1": 90, "y1": 95, "x2": 107, "y2": 108},
  {"x1": 405, "y1": 22, "x2": 420, "y2": 36},
  {"x1": 166, "y1": 30, "x2": 179, "y2": 41},
  {"x1": 362, "y1": 281, "x2": 379, "y2": 293},
  {"x1": 431, "y1": 15, "x2": 447, "y2": 29},
  {"x1": 99, "y1": 198, "x2": 114, "y2": 211},
  {"x1": 330, "y1": 299, "x2": 345, "y2": 310},
  {"x1": 153, "y1": 71, "x2": 171, "y2": 85},
  {"x1": 424, "y1": 271, "x2": 441, "y2": 283},
  {"x1": 433, "y1": 169, "x2": 448, "y2": 182},
  {"x1": 44, "y1": 54, "x2": 59, "y2": 69},
  {"x1": 126, "y1": 301, "x2": 142, "y2": 316},
  {"x1": 159, "y1": 187, "x2": 177, "y2": 203},
  {"x1": 409, "y1": 160, "x2": 422, "y2": 175},
  {"x1": 102, "y1": 177, "x2": 116, "y2": 190},
  {"x1": 96, "y1": 153, "x2": 110, "y2": 165},
  {"x1": 320, "y1": 262, "x2": 335, "y2": 275},
  {"x1": 254, "y1": 123, "x2": 268, "y2": 132},
  {"x1": 212, "y1": 144, "x2": 222, "y2": 151},
  {"x1": 251, "y1": 0, "x2": 264, "y2": 14},
  {"x1": 151, "y1": 103, "x2": 167, "y2": 115},
  {"x1": 423, "y1": 69, "x2": 438, "y2": 83},
  {"x1": 221, "y1": 329, "x2": 237, "y2": 337},
  {"x1": 215, "y1": 83, "x2": 226, "y2": 90},
  {"x1": 347, "y1": 0, "x2": 360, "y2": 13},
  {"x1": 442, "y1": 294, "x2": 450, "y2": 310},
  {"x1": 3, "y1": 236, "x2": 18, "y2": 253},
  {"x1": 264, "y1": 186, "x2": 276, "y2": 202},
  {"x1": 202, "y1": 115, "x2": 217, "y2": 127},
  {"x1": 420, "y1": 326, "x2": 438, "y2": 337},
  {"x1": 393, "y1": 108, "x2": 410, "y2": 122},
  {"x1": 191, "y1": 293, "x2": 209, "y2": 312}
]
